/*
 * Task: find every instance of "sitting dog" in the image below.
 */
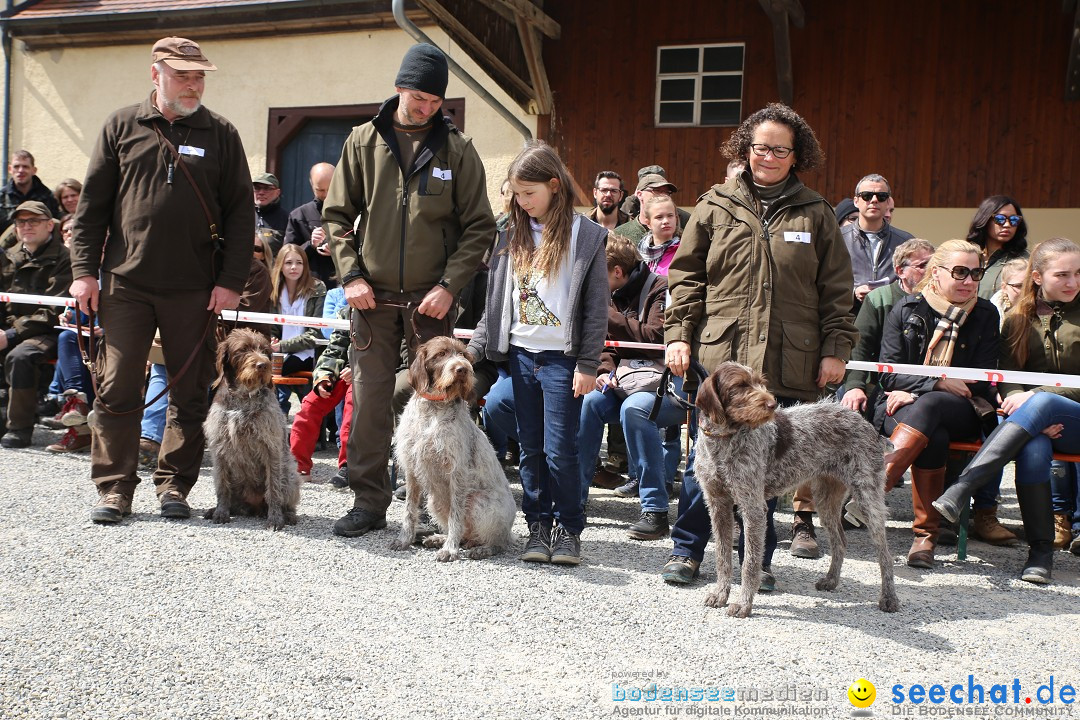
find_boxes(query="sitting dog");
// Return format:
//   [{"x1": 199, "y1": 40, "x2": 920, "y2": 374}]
[
  {"x1": 203, "y1": 328, "x2": 300, "y2": 530},
  {"x1": 694, "y1": 362, "x2": 899, "y2": 617},
  {"x1": 390, "y1": 336, "x2": 515, "y2": 561}
]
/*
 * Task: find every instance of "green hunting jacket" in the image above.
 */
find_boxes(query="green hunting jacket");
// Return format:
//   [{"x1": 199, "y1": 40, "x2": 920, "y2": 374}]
[
  {"x1": 313, "y1": 306, "x2": 350, "y2": 387},
  {"x1": 323, "y1": 96, "x2": 495, "y2": 297},
  {"x1": 665, "y1": 172, "x2": 857, "y2": 401},
  {"x1": 1000, "y1": 296, "x2": 1080, "y2": 403}
]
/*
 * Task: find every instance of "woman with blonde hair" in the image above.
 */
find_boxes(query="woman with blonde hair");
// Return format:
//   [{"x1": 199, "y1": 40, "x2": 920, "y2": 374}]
[
  {"x1": 874, "y1": 239, "x2": 1001, "y2": 568},
  {"x1": 989, "y1": 257, "x2": 1028, "y2": 325},
  {"x1": 935, "y1": 238, "x2": 1080, "y2": 582},
  {"x1": 270, "y1": 244, "x2": 326, "y2": 413}
]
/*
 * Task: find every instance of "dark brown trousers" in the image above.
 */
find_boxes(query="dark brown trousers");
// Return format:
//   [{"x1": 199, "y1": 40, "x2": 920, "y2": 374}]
[
  {"x1": 346, "y1": 292, "x2": 451, "y2": 513},
  {"x1": 91, "y1": 274, "x2": 216, "y2": 499}
]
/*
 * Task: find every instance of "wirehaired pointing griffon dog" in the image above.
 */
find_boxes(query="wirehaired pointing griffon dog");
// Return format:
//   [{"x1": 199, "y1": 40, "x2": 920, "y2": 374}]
[
  {"x1": 203, "y1": 329, "x2": 300, "y2": 531},
  {"x1": 390, "y1": 336, "x2": 516, "y2": 561},
  {"x1": 694, "y1": 362, "x2": 899, "y2": 617}
]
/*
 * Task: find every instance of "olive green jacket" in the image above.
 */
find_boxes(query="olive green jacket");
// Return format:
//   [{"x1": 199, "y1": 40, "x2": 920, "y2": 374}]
[
  {"x1": 323, "y1": 96, "x2": 495, "y2": 297},
  {"x1": 313, "y1": 306, "x2": 350, "y2": 387},
  {"x1": 664, "y1": 173, "x2": 857, "y2": 400},
  {"x1": 1000, "y1": 296, "x2": 1080, "y2": 402}
]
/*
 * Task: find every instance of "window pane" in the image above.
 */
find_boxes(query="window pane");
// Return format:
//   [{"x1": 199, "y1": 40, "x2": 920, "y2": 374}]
[
  {"x1": 659, "y1": 102, "x2": 694, "y2": 124},
  {"x1": 703, "y1": 45, "x2": 744, "y2": 72},
  {"x1": 700, "y1": 101, "x2": 741, "y2": 126},
  {"x1": 702, "y1": 74, "x2": 742, "y2": 100},
  {"x1": 660, "y1": 78, "x2": 695, "y2": 101},
  {"x1": 659, "y1": 47, "x2": 699, "y2": 74}
]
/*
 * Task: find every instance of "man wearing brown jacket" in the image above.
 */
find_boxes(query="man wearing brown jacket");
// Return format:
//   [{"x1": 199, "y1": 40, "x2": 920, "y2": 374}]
[{"x1": 69, "y1": 37, "x2": 254, "y2": 524}]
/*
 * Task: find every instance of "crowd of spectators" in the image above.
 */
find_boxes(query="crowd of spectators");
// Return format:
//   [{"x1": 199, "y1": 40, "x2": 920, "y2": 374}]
[{"x1": 1, "y1": 37, "x2": 1077, "y2": 587}]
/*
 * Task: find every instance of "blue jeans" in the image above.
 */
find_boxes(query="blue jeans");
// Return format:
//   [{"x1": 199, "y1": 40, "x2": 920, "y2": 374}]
[
  {"x1": 1004, "y1": 392, "x2": 1080, "y2": 486},
  {"x1": 140, "y1": 363, "x2": 168, "y2": 444},
  {"x1": 510, "y1": 348, "x2": 584, "y2": 535},
  {"x1": 482, "y1": 370, "x2": 516, "y2": 453},
  {"x1": 1050, "y1": 461, "x2": 1080, "y2": 529},
  {"x1": 578, "y1": 378, "x2": 686, "y2": 513},
  {"x1": 54, "y1": 330, "x2": 94, "y2": 401}
]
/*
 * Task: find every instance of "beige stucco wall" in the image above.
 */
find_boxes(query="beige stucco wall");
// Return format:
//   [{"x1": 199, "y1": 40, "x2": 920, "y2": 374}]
[{"x1": 6, "y1": 27, "x2": 534, "y2": 210}]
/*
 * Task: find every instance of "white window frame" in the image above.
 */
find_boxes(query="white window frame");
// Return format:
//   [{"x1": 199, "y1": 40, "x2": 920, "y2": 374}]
[{"x1": 654, "y1": 42, "x2": 745, "y2": 128}]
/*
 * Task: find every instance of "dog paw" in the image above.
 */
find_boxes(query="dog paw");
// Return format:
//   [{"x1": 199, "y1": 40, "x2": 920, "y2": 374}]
[
  {"x1": 267, "y1": 510, "x2": 285, "y2": 531},
  {"x1": 879, "y1": 594, "x2": 901, "y2": 613},
  {"x1": 421, "y1": 534, "x2": 446, "y2": 549},
  {"x1": 435, "y1": 548, "x2": 460, "y2": 562},
  {"x1": 815, "y1": 576, "x2": 839, "y2": 592},
  {"x1": 726, "y1": 602, "x2": 752, "y2": 618},
  {"x1": 211, "y1": 509, "x2": 231, "y2": 524},
  {"x1": 704, "y1": 590, "x2": 729, "y2": 608},
  {"x1": 389, "y1": 537, "x2": 413, "y2": 551}
]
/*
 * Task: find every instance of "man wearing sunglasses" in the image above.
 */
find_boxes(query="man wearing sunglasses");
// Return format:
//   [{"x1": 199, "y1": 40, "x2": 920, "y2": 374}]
[{"x1": 841, "y1": 173, "x2": 914, "y2": 312}]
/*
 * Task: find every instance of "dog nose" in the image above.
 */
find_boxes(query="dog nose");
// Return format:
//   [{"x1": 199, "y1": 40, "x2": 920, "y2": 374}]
[
  {"x1": 454, "y1": 365, "x2": 467, "y2": 376},
  {"x1": 765, "y1": 400, "x2": 777, "y2": 411},
  {"x1": 256, "y1": 361, "x2": 268, "y2": 370}
]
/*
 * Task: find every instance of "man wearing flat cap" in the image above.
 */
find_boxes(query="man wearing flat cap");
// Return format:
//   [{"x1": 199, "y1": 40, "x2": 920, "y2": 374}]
[
  {"x1": 323, "y1": 42, "x2": 495, "y2": 537},
  {"x1": 615, "y1": 172, "x2": 683, "y2": 244},
  {"x1": 253, "y1": 171, "x2": 289, "y2": 256},
  {"x1": 70, "y1": 37, "x2": 254, "y2": 523},
  {"x1": 0, "y1": 201, "x2": 70, "y2": 448}
]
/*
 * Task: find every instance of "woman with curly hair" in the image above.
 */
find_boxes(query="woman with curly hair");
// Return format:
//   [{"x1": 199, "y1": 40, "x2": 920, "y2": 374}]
[
  {"x1": 660, "y1": 103, "x2": 858, "y2": 586},
  {"x1": 967, "y1": 194, "x2": 1028, "y2": 300}
]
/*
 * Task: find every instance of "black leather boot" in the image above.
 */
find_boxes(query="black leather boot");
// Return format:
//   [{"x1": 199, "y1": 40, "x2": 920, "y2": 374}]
[
  {"x1": 1016, "y1": 481, "x2": 1054, "y2": 584},
  {"x1": 933, "y1": 422, "x2": 1034, "y2": 523}
]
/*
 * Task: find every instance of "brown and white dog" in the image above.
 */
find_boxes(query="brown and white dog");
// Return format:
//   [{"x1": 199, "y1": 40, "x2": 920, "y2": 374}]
[
  {"x1": 693, "y1": 361, "x2": 899, "y2": 617},
  {"x1": 390, "y1": 336, "x2": 516, "y2": 561},
  {"x1": 203, "y1": 328, "x2": 300, "y2": 530}
]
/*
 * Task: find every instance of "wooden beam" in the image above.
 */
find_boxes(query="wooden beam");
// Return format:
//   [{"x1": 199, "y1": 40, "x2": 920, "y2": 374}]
[
  {"x1": 415, "y1": 0, "x2": 537, "y2": 106},
  {"x1": 494, "y1": 0, "x2": 560, "y2": 39},
  {"x1": 757, "y1": 0, "x2": 805, "y2": 105},
  {"x1": 515, "y1": 13, "x2": 553, "y2": 114},
  {"x1": 1068, "y1": 0, "x2": 1080, "y2": 100},
  {"x1": 473, "y1": 0, "x2": 517, "y2": 26}
]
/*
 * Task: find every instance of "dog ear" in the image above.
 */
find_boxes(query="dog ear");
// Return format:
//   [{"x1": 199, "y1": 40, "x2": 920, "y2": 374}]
[
  {"x1": 694, "y1": 370, "x2": 727, "y2": 426},
  {"x1": 213, "y1": 336, "x2": 232, "y2": 390},
  {"x1": 407, "y1": 343, "x2": 431, "y2": 393}
]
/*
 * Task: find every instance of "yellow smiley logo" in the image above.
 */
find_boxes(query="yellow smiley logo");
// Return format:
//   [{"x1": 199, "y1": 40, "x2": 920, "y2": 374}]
[{"x1": 848, "y1": 678, "x2": 876, "y2": 708}]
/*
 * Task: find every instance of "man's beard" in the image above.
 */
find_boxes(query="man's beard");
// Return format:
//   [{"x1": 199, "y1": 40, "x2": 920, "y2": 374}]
[
  {"x1": 166, "y1": 95, "x2": 201, "y2": 118},
  {"x1": 598, "y1": 200, "x2": 616, "y2": 215}
]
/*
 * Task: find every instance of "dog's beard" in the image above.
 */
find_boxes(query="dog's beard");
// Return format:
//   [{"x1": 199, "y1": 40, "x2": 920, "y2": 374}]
[
  {"x1": 233, "y1": 358, "x2": 274, "y2": 392},
  {"x1": 433, "y1": 359, "x2": 475, "y2": 402}
]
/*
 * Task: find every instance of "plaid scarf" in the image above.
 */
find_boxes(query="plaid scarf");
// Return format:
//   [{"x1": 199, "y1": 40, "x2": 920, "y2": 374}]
[
  {"x1": 921, "y1": 286, "x2": 977, "y2": 367},
  {"x1": 638, "y1": 233, "x2": 679, "y2": 268}
]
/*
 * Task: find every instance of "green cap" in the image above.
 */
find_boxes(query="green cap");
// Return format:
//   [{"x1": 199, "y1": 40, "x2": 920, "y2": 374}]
[{"x1": 252, "y1": 172, "x2": 279, "y2": 188}]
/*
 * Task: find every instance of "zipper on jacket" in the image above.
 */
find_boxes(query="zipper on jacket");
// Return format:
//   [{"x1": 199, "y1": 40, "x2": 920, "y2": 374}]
[{"x1": 399, "y1": 180, "x2": 408, "y2": 293}]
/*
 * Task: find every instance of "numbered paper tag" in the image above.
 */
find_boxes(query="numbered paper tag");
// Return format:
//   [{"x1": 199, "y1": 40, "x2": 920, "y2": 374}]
[
  {"x1": 784, "y1": 231, "x2": 811, "y2": 244},
  {"x1": 432, "y1": 166, "x2": 452, "y2": 181},
  {"x1": 178, "y1": 145, "x2": 205, "y2": 157}
]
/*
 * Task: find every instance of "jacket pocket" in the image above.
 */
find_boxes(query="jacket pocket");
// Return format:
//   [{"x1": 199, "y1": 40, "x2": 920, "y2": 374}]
[
  {"x1": 418, "y1": 166, "x2": 446, "y2": 196},
  {"x1": 696, "y1": 315, "x2": 739, "y2": 369},
  {"x1": 780, "y1": 320, "x2": 821, "y2": 392}
]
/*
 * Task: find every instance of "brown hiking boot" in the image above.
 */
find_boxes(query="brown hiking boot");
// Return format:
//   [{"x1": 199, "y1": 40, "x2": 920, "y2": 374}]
[
  {"x1": 790, "y1": 517, "x2": 820, "y2": 559},
  {"x1": 46, "y1": 426, "x2": 91, "y2": 453},
  {"x1": 90, "y1": 493, "x2": 132, "y2": 524},
  {"x1": 1054, "y1": 513, "x2": 1072, "y2": 549},
  {"x1": 159, "y1": 490, "x2": 191, "y2": 519},
  {"x1": 972, "y1": 506, "x2": 1019, "y2": 546}
]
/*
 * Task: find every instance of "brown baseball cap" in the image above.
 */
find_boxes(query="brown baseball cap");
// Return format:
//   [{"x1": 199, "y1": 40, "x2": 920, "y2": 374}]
[
  {"x1": 636, "y1": 173, "x2": 678, "y2": 193},
  {"x1": 151, "y1": 37, "x2": 217, "y2": 71}
]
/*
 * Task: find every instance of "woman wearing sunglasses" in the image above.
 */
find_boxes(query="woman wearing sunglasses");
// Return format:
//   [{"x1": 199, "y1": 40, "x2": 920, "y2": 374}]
[
  {"x1": 874, "y1": 239, "x2": 1000, "y2": 569},
  {"x1": 935, "y1": 238, "x2": 1080, "y2": 583},
  {"x1": 966, "y1": 195, "x2": 1028, "y2": 300}
]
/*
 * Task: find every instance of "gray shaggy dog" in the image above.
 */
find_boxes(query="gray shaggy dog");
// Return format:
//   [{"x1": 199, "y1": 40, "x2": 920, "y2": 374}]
[
  {"x1": 203, "y1": 328, "x2": 300, "y2": 530},
  {"x1": 390, "y1": 336, "x2": 516, "y2": 561},
  {"x1": 694, "y1": 362, "x2": 899, "y2": 617}
]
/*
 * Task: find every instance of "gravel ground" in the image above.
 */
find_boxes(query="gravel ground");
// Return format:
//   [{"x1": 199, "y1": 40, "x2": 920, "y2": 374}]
[{"x1": 2, "y1": 423, "x2": 1079, "y2": 720}]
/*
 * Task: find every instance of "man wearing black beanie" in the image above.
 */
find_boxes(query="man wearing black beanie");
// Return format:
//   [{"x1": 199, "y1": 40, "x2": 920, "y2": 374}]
[{"x1": 323, "y1": 43, "x2": 496, "y2": 538}]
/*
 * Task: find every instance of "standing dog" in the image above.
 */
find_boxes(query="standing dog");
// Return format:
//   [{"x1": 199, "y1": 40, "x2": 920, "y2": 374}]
[
  {"x1": 694, "y1": 362, "x2": 899, "y2": 617},
  {"x1": 203, "y1": 329, "x2": 300, "y2": 530},
  {"x1": 390, "y1": 336, "x2": 515, "y2": 561}
]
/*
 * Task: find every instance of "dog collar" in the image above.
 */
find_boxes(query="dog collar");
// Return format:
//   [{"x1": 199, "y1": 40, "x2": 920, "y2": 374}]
[{"x1": 418, "y1": 391, "x2": 448, "y2": 402}]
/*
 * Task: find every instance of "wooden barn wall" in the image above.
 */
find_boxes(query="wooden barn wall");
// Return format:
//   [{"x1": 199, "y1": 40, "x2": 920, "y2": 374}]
[{"x1": 538, "y1": 0, "x2": 1080, "y2": 209}]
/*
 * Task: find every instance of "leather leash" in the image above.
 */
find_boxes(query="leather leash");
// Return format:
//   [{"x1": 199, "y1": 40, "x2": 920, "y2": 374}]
[{"x1": 350, "y1": 298, "x2": 426, "y2": 352}]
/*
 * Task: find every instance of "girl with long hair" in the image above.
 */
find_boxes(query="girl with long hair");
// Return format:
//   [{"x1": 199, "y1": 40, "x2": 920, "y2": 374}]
[
  {"x1": 270, "y1": 244, "x2": 326, "y2": 413},
  {"x1": 466, "y1": 140, "x2": 608, "y2": 565},
  {"x1": 935, "y1": 238, "x2": 1080, "y2": 582}
]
